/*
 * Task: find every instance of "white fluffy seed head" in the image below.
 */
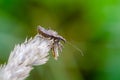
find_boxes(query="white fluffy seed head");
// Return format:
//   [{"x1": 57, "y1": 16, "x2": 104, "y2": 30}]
[
  {"x1": 0, "y1": 34, "x2": 54, "y2": 80},
  {"x1": 0, "y1": 26, "x2": 65, "y2": 80}
]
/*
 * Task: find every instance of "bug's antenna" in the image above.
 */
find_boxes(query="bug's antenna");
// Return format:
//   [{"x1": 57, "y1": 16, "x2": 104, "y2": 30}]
[{"x1": 66, "y1": 41, "x2": 84, "y2": 56}]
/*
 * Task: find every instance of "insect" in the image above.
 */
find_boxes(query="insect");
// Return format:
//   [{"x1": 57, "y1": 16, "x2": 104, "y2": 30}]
[
  {"x1": 38, "y1": 26, "x2": 84, "y2": 59},
  {"x1": 37, "y1": 26, "x2": 66, "y2": 60}
]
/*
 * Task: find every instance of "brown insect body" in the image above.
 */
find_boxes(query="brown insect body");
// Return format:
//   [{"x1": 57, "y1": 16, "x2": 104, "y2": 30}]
[
  {"x1": 38, "y1": 26, "x2": 66, "y2": 43},
  {"x1": 37, "y1": 26, "x2": 66, "y2": 59}
]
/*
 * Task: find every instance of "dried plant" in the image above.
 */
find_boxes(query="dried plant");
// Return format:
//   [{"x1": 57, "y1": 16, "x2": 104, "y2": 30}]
[{"x1": 0, "y1": 26, "x2": 65, "y2": 80}]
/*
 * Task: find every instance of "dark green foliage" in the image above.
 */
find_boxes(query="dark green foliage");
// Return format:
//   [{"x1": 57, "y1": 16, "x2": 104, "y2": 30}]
[{"x1": 0, "y1": 0, "x2": 120, "y2": 80}]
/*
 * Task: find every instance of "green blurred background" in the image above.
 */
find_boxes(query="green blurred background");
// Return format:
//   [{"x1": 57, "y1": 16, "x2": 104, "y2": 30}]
[{"x1": 0, "y1": 0, "x2": 120, "y2": 80}]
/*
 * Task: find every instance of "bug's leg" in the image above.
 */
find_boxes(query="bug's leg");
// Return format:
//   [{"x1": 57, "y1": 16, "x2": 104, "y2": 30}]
[
  {"x1": 51, "y1": 47, "x2": 55, "y2": 58},
  {"x1": 52, "y1": 43, "x2": 59, "y2": 60},
  {"x1": 57, "y1": 42, "x2": 63, "y2": 52}
]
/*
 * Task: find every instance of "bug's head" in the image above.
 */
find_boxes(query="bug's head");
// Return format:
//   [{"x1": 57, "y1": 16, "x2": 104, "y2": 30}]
[{"x1": 54, "y1": 36, "x2": 66, "y2": 44}]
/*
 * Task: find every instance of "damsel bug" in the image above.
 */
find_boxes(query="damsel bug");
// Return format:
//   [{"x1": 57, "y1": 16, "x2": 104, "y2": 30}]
[
  {"x1": 37, "y1": 26, "x2": 66, "y2": 59},
  {"x1": 37, "y1": 26, "x2": 83, "y2": 59}
]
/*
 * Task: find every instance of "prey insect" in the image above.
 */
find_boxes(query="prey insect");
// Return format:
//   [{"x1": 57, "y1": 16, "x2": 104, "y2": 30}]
[{"x1": 37, "y1": 26, "x2": 66, "y2": 60}]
